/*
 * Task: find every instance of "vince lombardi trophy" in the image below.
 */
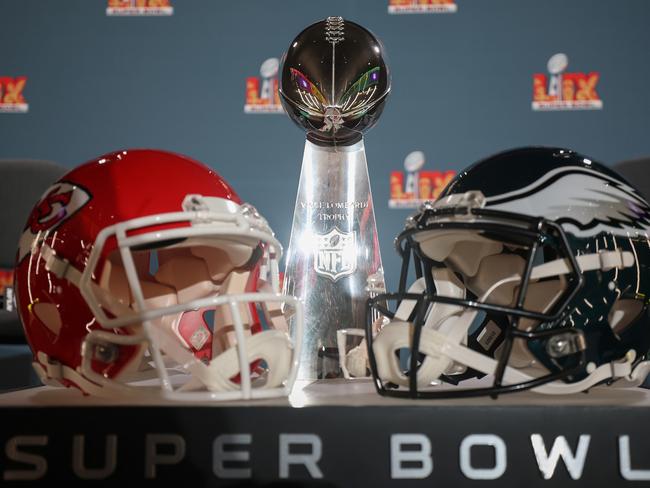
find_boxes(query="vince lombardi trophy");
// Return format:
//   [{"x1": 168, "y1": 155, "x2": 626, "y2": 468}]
[{"x1": 279, "y1": 17, "x2": 390, "y2": 379}]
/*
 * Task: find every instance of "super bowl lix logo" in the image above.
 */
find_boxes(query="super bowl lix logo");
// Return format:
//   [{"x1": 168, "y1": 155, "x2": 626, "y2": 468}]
[
  {"x1": 0, "y1": 268, "x2": 14, "y2": 312},
  {"x1": 532, "y1": 53, "x2": 602, "y2": 111},
  {"x1": 106, "y1": 0, "x2": 173, "y2": 16},
  {"x1": 245, "y1": 58, "x2": 283, "y2": 114},
  {"x1": 314, "y1": 228, "x2": 357, "y2": 281},
  {"x1": 389, "y1": 151, "x2": 456, "y2": 209},
  {"x1": 0, "y1": 77, "x2": 28, "y2": 113},
  {"x1": 388, "y1": 0, "x2": 457, "y2": 14}
]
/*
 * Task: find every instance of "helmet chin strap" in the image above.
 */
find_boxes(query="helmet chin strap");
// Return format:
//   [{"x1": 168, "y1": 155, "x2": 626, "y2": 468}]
[
  {"x1": 374, "y1": 268, "x2": 471, "y2": 388},
  {"x1": 373, "y1": 312, "x2": 480, "y2": 389},
  {"x1": 146, "y1": 320, "x2": 292, "y2": 395},
  {"x1": 428, "y1": 332, "x2": 648, "y2": 394},
  {"x1": 415, "y1": 309, "x2": 479, "y2": 388}
]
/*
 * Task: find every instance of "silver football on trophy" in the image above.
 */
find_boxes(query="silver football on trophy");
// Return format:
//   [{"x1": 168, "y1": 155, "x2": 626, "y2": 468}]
[{"x1": 279, "y1": 17, "x2": 391, "y2": 146}]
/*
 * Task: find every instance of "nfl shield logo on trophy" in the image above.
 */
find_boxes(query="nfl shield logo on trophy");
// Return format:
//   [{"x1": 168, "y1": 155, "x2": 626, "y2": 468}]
[{"x1": 314, "y1": 227, "x2": 357, "y2": 281}]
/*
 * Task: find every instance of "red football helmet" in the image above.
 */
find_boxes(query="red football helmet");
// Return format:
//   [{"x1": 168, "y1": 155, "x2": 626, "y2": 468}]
[{"x1": 15, "y1": 149, "x2": 303, "y2": 401}]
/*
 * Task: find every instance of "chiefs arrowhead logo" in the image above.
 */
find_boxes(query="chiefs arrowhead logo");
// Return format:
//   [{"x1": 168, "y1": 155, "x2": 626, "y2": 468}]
[
  {"x1": 30, "y1": 187, "x2": 74, "y2": 233},
  {"x1": 18, "y1": 182, "x2": 91, "y2": 262}
]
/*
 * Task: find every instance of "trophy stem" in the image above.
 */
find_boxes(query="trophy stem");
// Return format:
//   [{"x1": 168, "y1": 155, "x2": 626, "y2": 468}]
[{"x1": 283, "y1": 139, "x2": 384, "y2": 380}]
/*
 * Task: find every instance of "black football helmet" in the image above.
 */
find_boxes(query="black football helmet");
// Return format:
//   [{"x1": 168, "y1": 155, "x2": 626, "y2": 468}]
[{"x1": 367, "y1": 147, "x2": 650, "y2": 398}]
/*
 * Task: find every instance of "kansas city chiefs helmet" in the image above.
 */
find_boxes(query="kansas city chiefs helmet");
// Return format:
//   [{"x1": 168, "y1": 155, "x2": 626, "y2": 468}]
[
  {"x1": 15, "y1": 149, "x2": 302, "y2": 401},
  {"x1": 367, "y1": 147, "x2": 650, "y2": 398}
]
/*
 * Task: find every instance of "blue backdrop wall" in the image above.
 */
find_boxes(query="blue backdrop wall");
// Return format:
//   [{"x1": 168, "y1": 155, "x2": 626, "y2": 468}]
[{"x1": 1, "y1": 0, "x2": 649, "y2": 283}]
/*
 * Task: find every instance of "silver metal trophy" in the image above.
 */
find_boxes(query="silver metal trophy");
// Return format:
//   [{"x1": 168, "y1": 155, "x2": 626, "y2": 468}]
[{"x1": 279, "y1": 17, "x2": 391, "y2": 379}]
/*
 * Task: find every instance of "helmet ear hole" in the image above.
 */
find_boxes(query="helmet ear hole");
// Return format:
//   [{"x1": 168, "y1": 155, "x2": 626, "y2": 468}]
[
  {"x1": 609, "y1": 298, "x2": 644, "y2": 336},
  {"x1": 32, "y1": 302, "x2": 62, "y2": 335}
]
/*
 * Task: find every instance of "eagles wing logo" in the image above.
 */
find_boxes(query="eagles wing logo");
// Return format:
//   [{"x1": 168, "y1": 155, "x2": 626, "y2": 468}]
[
  {"x1": 18, "y1": 182, "x2": 91, "y2": 262},
  {"x1": 485, "y1": 166, "x2": 650, "y2": 238}
]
